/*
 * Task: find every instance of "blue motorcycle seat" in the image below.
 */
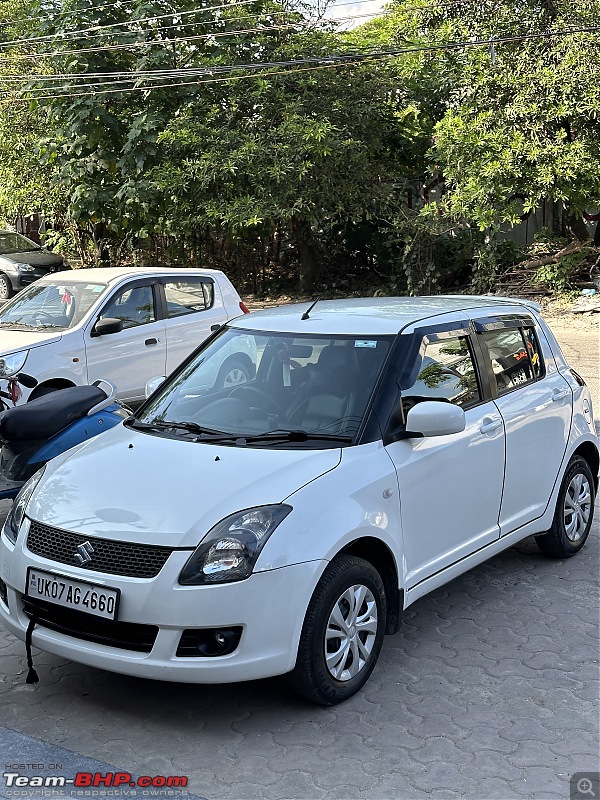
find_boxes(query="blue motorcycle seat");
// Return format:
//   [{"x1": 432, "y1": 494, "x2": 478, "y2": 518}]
[{"x1": 0, "y1": 385, "x2": 107, "y2": 443}]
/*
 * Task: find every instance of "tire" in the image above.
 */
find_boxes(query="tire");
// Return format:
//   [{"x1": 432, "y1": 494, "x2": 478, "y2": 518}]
[
  {"x1": 535, "y1": 455, "x2": 596, "y2": 558},
  {"x1": 0, "y1": 274, "x2": 14, "y2": 301},
  {"x1": 287, "y1": 555, "x2": 386, "y2": 705},
  {"x1": 216, "y1": 358, "x2": 251, "y2": 389}
]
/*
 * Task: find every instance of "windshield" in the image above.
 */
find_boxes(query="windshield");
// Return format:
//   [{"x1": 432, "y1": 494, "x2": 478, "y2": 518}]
[
  {"x1": 0, "y1": 281, "x2": 106, "y2": 330},
  {"x1": 137, "y1": 328, "x2": 392, "y2": 446},
  {"x1": 0, "y1": 232, "x2": 41, "y2": 255}
]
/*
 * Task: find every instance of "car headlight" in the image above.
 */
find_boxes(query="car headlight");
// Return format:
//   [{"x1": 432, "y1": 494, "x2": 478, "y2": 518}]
[
  {"x1": 16, "y1": 264, "x2": 36, "y2": 273},
  {"x1": 179, "y1": 505, "x2": 292, "y2": 585},
  {"x1": 0, "y1": 351, "x2": 29, "y2": 378},
  {"x1": 2, "y1": 466, "x2": 46, "y2": 545}
]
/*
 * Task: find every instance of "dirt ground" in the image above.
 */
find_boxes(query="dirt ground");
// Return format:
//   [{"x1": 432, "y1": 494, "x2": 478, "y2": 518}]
[{"x1": 541, "y1": 305, "x2": 600, "y2": 409}]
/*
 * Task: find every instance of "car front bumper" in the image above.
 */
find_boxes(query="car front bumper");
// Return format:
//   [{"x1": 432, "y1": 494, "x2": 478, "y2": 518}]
[{"x1": 0, "y1": 518, "x2": 324, "y2": 683}]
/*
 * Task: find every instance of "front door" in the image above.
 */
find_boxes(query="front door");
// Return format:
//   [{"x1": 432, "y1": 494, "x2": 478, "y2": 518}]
[
  {"x1": 85, "y1": 281, "x2": 166, "y2": 402},
  {"x1": 385, "y1": 331, "x2": 506, "y2": 589}
]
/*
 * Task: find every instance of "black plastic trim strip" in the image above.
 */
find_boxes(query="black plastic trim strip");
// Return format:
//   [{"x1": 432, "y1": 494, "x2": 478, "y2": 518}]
[{"x1": 472, "y1": 314, "x2": 535, "y2": 332}]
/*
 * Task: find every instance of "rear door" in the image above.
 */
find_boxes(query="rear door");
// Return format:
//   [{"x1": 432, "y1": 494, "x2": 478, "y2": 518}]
[
  {"x1": 159, "y1": 276, "x2": 227, "y2": 373},
  {"x1": 85, "y1": 279, "x2": 166, "y2": 402},
  {"x1": 474, "y1": 315, "x2": 573, "y2": 534}
]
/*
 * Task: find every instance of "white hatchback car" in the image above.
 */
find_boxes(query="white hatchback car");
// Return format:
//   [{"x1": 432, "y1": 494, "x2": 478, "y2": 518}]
[
  {"x1": 0, "y1": 267, "x2": 249, "y2": 406},
  {"x1": 0, "y1": 297, "x2": 597, "y2": 704}
]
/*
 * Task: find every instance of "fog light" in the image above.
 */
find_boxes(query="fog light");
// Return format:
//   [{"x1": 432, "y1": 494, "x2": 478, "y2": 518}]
[
  {"x1": 176, "y1": 626, "x2": 242, "y2": 657},
  {"x1": 0, "y1": 577, "x2": 8, "y2": 608}
]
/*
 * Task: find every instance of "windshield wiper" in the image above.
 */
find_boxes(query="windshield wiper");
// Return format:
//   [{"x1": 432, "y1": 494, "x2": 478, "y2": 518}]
[
  {"x1": 225, "y1": 430, "x2": 353, "y2": 444},
  {"x1": 126, "y1": 418, "x2": 228, "y2": 436},
  {"x1": 0, "y1": 322, "x2": 38, "y2": 330}
]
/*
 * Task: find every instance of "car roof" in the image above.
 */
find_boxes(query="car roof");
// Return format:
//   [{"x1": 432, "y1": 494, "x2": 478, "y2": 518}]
[
  {"x1": 37, "y1": 266, "x2": 225, "y2": 284},
  {"x1": 230, "y1": 296, "x2": 541, "y2": 336}
]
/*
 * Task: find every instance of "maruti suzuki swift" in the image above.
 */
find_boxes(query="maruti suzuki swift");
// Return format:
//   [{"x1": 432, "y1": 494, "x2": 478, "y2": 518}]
[{"x1": 0, "y1": 296, "x2": 597, "y2": 704}]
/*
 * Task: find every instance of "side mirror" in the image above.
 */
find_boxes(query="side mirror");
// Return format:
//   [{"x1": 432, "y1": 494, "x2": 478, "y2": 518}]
[
  {"x1": 145, "y1": 375, "x2": 166, "y2": 399},
  {"x1": 405, "y1": 401, "x2": 466, "y2": 437},
  {"x1": 92, "y1": 317, "x2": 124, "y2": 337}
]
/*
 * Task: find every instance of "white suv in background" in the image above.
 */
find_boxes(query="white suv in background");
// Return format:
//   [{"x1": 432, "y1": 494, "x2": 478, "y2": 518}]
[{"x1": 0, "y1": 267, "x2": 249, "y2": 405}]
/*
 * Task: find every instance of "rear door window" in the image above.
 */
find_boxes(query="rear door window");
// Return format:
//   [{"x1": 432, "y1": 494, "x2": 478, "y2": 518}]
[
  {"x1": 164, "y1": 279, "x2": 214, "y2": 318},
  {"x1": 481, "y1": 327, "x2": 544, "y2": 395}
]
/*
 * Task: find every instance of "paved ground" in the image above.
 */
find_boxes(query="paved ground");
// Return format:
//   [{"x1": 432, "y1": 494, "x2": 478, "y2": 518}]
[{"x1": 0, "y1": 316, "x2": 598, "y2": 800}]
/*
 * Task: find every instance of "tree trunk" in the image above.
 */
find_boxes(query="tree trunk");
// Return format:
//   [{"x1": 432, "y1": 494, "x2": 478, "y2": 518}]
[
  {"x1": 91, "y1": 222, "x2": 110, "y2": 264},
  {"x1": 292, "y1": 216, "x2": 319, "y2": 292},
  {"x1": 564, "y1": 208, "x2": 590, "y2": 241}
]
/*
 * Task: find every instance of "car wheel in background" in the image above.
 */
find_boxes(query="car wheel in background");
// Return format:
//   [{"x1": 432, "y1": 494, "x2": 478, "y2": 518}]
[
  {"x1": 0, "y1": 273, "x2": 13, "y2": 300},
  {"x1": 216, "y1": 358, "x2": 251, "y2": 389},
  {"x1": 288, "y1": 555, "x2": 386, "y2": 705},
  {"x1": 535, "y1": 455, "x2": 595, "y2": 558}
]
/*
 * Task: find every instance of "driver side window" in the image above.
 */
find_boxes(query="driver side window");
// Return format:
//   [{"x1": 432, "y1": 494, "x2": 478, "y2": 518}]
[
  {"x1": 402, "y1": 335, "x2": 481, "y2": 417},
  {"x1": 100, "y1": 284, "x2": 156, "y2": 329}
]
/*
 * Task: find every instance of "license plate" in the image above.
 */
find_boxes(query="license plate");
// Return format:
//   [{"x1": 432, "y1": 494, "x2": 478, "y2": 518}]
[{"x1": 26, "y1": 568, "x2": 120, "y2": 621}]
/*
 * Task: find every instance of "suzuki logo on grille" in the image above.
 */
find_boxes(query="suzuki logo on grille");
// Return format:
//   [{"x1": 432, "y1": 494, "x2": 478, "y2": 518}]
[{"x1": 74, "y1": 541, "x2": 95, "y2": 565}]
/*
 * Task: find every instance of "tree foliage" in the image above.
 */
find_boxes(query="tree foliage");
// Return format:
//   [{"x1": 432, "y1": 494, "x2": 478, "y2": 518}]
[{"x1": 0, "y1": 0, "x2": 597, "y2": 293}]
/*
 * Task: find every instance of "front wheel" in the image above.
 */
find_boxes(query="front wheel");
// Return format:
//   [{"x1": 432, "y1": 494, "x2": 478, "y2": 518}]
[
  {"x1": 0, "y1": 273, "x2": 14, "y2": 300},
  {"x1": 535, "y1": 455, "x2": 595, "y2": 558},
  {"x1": 288, "y1": 555, "x2": 386, "y2": 705}
]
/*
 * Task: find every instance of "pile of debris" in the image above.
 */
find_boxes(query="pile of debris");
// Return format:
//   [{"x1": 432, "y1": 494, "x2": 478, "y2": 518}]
[{"x1": 495, "y1": 242, "x2": 600, "y2": 300}]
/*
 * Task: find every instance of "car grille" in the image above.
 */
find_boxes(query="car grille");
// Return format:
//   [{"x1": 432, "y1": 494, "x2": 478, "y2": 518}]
[
  {"x1": 22, "y1": 597, "x2": 158, "y2": 653},
  {"x1": 26, "y1": 520, "x2": 172, "y2": 579}
]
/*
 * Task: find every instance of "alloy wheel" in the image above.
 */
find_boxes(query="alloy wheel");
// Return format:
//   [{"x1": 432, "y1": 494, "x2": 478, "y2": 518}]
[
  {"x1": 563, "y1": 472, "x2": 592, "y2": 542},
  {"x1": 324, "y1": 584, "x2": 378, "y2": 682}
]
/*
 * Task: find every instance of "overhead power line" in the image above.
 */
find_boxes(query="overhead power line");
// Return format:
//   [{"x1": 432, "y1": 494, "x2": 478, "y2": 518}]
[
  {"x1": 2, "y1": 24, "x2": 597, "y2": 101},
  {"x1": 0, "y1": 12, "x2": 388, "y2": 63},
  {"x1": 0, "y1": 0, "x2": 259, "y2": 47},
  {"x1": 0, "y1": 0, "x2": 489, "y2": 49}
]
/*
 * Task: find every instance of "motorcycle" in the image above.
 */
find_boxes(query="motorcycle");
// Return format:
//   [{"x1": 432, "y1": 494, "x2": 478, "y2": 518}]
[{"x1": 0, "y1": 376, "x2": 130, "y2": 501}]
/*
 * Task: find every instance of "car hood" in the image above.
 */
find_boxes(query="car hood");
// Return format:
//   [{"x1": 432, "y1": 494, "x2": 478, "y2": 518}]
[
  {"x1": 27, "y1": 425, "x2": 342, "y2": 548},
  {"x1": 0, "y1": 250, "x2": 63, "y2": 267},
  {"x1": 0, "y1": 330, "x2": 62, "y2": 354}
]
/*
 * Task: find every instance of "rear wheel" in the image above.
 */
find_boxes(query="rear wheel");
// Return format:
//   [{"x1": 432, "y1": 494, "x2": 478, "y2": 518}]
[
  {"x1": 288, "y1": 555, "x2": 386, "y2": 705},
  {"x1": 0, "y1": 274, "x2": 14, "y2": 300},
  {"x1": 535, "y1": 456, "x2": 595, "y2": 558}
]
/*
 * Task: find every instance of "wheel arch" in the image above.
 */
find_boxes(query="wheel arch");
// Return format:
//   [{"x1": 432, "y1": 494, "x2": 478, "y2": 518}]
[
  {"x1": 572, "y1": 440, "x2": 599, "y2": 490},
  {"x1": 28, "y1": 378, "x2": 76, "y2": 401},
  {"x1": 338, "y1": 536, "x2": 403, "y2": 635}
]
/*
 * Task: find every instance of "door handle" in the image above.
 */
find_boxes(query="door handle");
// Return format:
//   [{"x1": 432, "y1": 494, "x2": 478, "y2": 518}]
[
  {"x1": 551, "y1": 388, "x2": 570, "y2": 402},
  {"x1": 145, "y1": 338, "x2": 158, "y2": 346},
  {"x1": 479, "y1": 416, "x2": 503, "y2": 435}
]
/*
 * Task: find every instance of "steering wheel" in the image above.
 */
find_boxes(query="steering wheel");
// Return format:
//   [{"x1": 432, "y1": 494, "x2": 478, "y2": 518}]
[
  {"x1": 31, "y1": 311, "x2": 55, "y2": 324},
  {"x1": 228, "y1": 385, "x2": 286, "y2": 416}
]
